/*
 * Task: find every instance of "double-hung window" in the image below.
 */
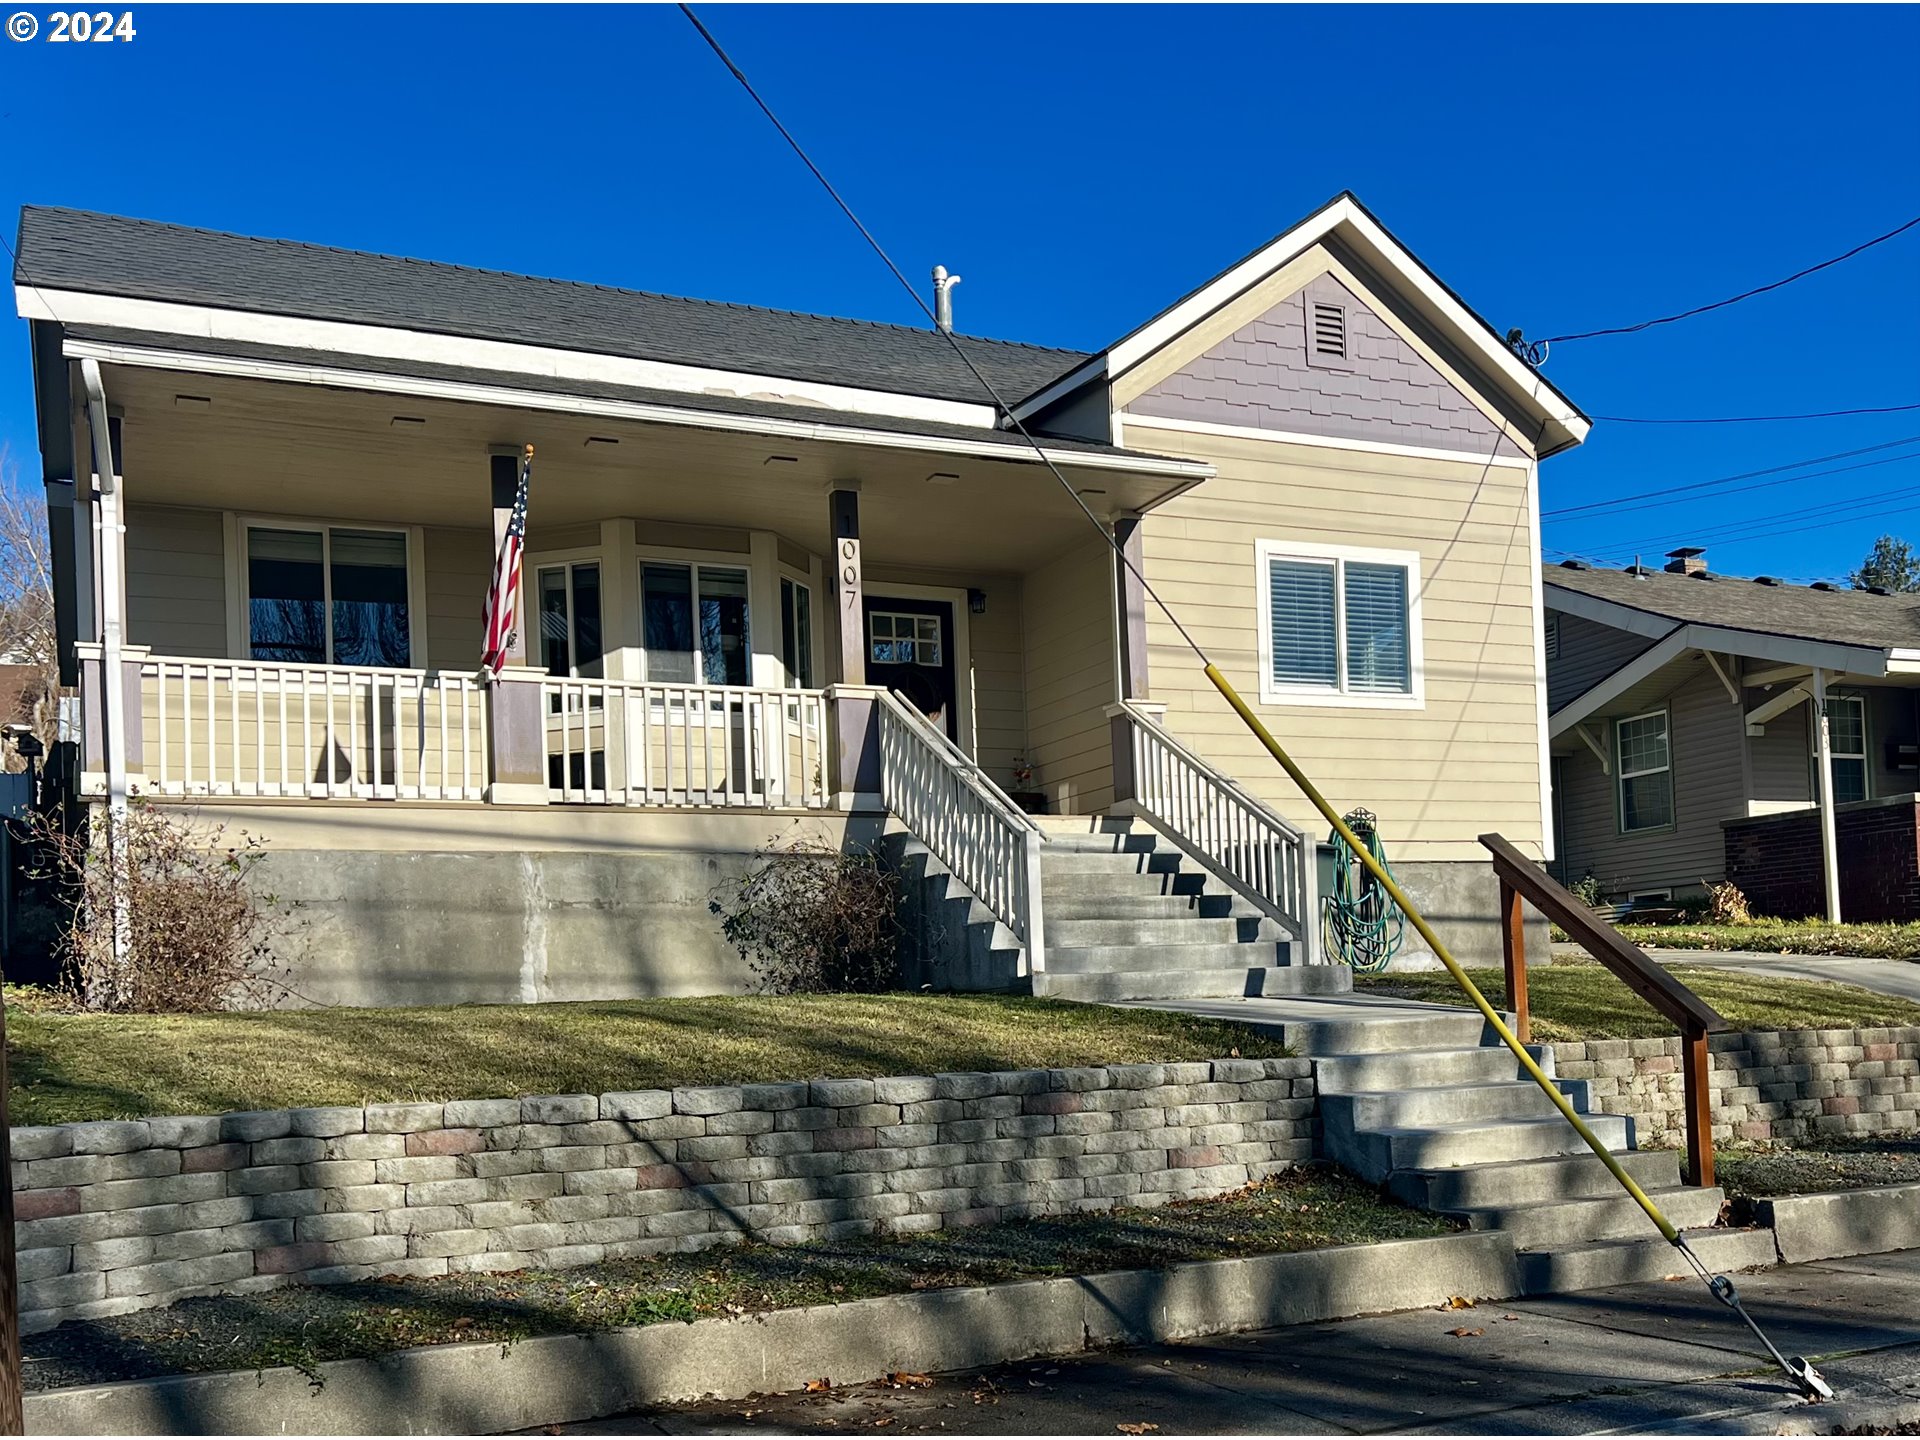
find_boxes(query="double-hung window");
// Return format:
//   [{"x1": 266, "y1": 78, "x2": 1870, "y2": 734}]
[
  {"x1": 641, "y1": 562, "x2": 750, "y2": 685},
  {"x1": 1256, "y1": 541, "x2": 1422, "y2": 706},
  {"x1": 246, "y1": 524, "x2": 411, "y2": 667},
  {"x1": 536, "y1": 562, "x2": 604, "y2": 681},
  {"x1": 1616, "y1": 709, "x2": 1674, "y2": 833},
  {"x1": 1817, "y1": 694, "x2": 1869, "y2": 804},
  {"x1": 780, "y1": 577, "x2": 814, "y2": 689}
]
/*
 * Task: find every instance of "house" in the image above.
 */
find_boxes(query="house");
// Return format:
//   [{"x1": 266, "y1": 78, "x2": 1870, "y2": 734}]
[
  {"x1": 1545, "y1": 550, "x2": 1920, "y2": 921},
  {"x1": 13, "y1": 193, "x2": 1586, "y2": 1006}
]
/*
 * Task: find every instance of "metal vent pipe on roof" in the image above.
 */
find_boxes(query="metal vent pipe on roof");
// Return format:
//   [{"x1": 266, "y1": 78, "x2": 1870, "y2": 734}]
[{"x1": 932, "y1": 265, "x2": 961, "y2": 334}]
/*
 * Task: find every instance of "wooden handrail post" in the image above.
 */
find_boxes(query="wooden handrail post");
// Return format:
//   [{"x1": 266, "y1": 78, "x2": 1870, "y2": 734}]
[
  {"x1": 1682, "y1": 1021, "x2": 1715, "y2": 1188},
  {"x1": 1500, "y1": 879, "x2": 1530, "y2": 1045}
]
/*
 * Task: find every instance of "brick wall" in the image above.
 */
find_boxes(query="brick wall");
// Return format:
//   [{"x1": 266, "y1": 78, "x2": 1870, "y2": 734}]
[
  {"x1": 1723, "y1": 797, "x2": 1920, "y2": 920},
  {"x1": 9, "y1": 1059, "x2": 1317, "y2": 1334},
  {"x1": 1551, "y1": 1026, "x2": 1920, "y2": 1144}
]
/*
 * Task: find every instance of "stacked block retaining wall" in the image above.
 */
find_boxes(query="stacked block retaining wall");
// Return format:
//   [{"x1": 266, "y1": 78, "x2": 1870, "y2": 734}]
[
  {"x1": 9, "y1": 1058, "x2": 1316, "y2": 1334},
  {"x1": 1551, "y1": 1026, "x2": 1920, "y2": 1144}
]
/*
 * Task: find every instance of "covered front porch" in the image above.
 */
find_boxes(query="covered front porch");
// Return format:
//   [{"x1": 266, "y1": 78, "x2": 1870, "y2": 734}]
[{"x1": 66, "y1": 349, "x2": 1211, "y2": 822}]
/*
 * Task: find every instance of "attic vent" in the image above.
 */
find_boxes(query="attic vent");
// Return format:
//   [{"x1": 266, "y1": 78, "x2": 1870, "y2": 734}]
[
  {"x1": 1306, "y1": 300, "x2": 1349, "y2": 367},
  {"x1": 1754, "y1": 575, "x2": 1782, "y2": 586},
  {"x1": 1557, "y1": 559, "x2": 1590, "y2": 571},
  {"x1": 1690, "y1": 570, "x2": 1720, "y2": 581},
  {"x1": 1867, "y1": 585, "x2": 1894, "y2": 596},
  {"x1": 1810, "y1": 581, "x2": 1838, "y2": 592}
]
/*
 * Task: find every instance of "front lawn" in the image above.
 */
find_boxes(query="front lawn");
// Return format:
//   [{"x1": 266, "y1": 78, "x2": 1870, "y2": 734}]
[
  {"x1": 1616, "y1": 920, "x2": 1920, "y2": 961},
  {"x1": 20, "y1": 1169, "x2": 1454, "y2": 1391},
  {"x1": 1357, "y1": 962, "x2": 1920, "y2": 1042},
  {"x1": 2, "y1": 990, "x2": 1287, "y2": 1126},
  {"x1": 1716, "y1": 1134, "x2": 1920, "y2": 1198}
]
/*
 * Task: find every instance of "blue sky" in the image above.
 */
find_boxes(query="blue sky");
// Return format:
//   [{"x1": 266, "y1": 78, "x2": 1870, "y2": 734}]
[{"x1": 3, "y1": 4, "x2": 1916, "y2": 582}]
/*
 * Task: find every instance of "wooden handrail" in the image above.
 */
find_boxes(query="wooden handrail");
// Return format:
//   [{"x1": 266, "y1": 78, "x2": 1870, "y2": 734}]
[{"x1": 1479, "y1": 832, "x2": 1727, "y2": 1188}]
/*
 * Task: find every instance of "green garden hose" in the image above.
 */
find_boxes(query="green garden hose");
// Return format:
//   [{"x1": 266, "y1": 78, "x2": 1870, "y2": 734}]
[{"x1": 1323, "y1": 807, "x2": 1405, "y2": 974}]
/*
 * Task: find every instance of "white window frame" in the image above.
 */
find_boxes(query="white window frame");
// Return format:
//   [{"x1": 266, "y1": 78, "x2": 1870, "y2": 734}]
[
  {"x1": 533, "y1": 559, "x2": 606, "y2": 681},
  {"x1": 226, "y1": 514, "x2": 427, "y2": 669},
  {"x1": 636, "y1": 554, "x2": 754, "y2": 687},
  {"x1": 779, "y1": 575, "x2": 816, "y2": 689},
  {"x1": 1813, "y1": 692, "x2": 1870, "y2": 804},
  {"x1": 1254, "y1": 539, "x2": 1424, "y2": 709},
  {"x1": 1615, "y1": 707, "x2": 1674, "y2": 835}
]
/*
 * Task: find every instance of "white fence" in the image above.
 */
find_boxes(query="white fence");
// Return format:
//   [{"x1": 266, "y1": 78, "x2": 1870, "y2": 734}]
[
  {"x1": 541, "y1": 680, "x2": 829, "y2": 809},
  {"x1": 876, "y1": 690, "x2": 1045, "y2": 971},
  {"x1": 1114, "y1": 701, "x2": 1313, "y2": 951},
  {"x1": 139, "y1": 659, "x2": 488, "y2": 802}
]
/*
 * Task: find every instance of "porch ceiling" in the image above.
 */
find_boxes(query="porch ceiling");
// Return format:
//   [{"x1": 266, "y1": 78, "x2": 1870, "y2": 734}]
[{"x1": 97, "y1": 364, "x2": 1189, "y2": 572}]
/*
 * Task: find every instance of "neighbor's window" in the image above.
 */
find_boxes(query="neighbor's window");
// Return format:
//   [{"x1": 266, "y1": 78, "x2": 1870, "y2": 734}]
[
  {"x1": 247, "y1": 525, "x2": 410, "y2": 667},
  {"x1": 1616, "y1": 709, "x2": 1674, "y2": 833},
  {"x1": 1820, "y1": 694, "x2": 1869, "y2": 805},
  {"x1": 641, "y1": 562, "x2": 750, "y2": 685},
  {"x1": 1258, "y1": 542, "x2": 1419, "y2": 704},
  {"x1": 780, "y1": 577, "x2": 814, "y2": 688}
]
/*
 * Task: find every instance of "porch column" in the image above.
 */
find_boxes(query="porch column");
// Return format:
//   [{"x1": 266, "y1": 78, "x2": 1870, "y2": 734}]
[
  {"x1": 826, "y1": 484, "x2": 865, "y2": 686},
  {"x1": 1113, "y1": 513, "x2": 1148, "y2": 699},
  {"x1": 1812, "y1": 668, "x2": 1843, "y2": 922},
  {"x1": 825, "y1": 683, "x2": 884, "y2": 812},
  {"x1": 489, "y1": 449, "x2": 529, "y2": 670}
]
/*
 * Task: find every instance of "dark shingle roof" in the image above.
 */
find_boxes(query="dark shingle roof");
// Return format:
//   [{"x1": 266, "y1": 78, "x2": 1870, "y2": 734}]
[
  {"x1": 1544, "y1": 562, "x2": 1920, "y2": 653},
  {"x1": 65, "y1": 325, "x2": 1194, "y2": 467},
  {"x1": 15, "y1": 207, "x2": 1089, "y2": 407}
]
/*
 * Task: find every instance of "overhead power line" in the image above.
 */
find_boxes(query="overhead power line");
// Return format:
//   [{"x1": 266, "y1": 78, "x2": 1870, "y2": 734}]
[
  {"x1": 1542, "y1": 435, "x2": 1920, "y2": 518},
  {"x1": 1545, "y1": 450, "x2": 1920, "y2": 525},
  {"x1": 1593, "y1": 401, "x2": 1920, "y2": 425},
  {"x1": 1542, "y1": 213, "x2": 1920, "y2": 344}
]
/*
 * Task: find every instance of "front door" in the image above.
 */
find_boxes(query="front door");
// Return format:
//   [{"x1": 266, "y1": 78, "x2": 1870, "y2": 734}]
[{"x1": 863, "y1": 595, "x2": 957, "y2": 741}]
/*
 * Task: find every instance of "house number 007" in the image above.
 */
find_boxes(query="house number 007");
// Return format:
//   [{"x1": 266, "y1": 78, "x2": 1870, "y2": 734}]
[
  {"x1": 48, "y1": 10, "x2": 137, "y2": 40},
  {"x1": 840, "y1": 539, "x2": 860, "y2": 608}
]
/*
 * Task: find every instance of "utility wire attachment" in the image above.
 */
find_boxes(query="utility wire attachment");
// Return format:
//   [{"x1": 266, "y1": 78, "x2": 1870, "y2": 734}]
[{"x1": 1673, "y1": 1238, "x2": 1832, "y2": 1401}]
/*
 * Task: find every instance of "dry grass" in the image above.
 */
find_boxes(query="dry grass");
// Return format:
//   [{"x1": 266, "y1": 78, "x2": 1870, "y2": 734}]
[{"x1": 3, "y1": 990, "x2": 1288, "y2": 1125}]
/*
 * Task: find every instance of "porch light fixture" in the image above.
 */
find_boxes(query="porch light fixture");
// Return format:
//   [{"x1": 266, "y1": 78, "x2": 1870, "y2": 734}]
[
  {"x1": 764, "y1": 454, "x2": 799, "y2": 466},
  {"x1": 968, "y1": 587, "x2": 987, "y2": 615},
  {"x1": 925, "y1": 471, "x2": 960, "y2": 486},
  {"x1": 391, "y1": 416, "x2": 427, "y2": 428},
  {"x1": 173, "y1": 394, "x2": 211, "y2": 411}
]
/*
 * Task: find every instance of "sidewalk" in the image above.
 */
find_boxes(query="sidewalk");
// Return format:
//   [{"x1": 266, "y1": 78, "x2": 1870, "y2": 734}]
[
  {"x1": 561, "y1": 1251, "x2": 1920, "y2": 1435},
  {"x1": 1554, "y1": 942, "x2": 1920, "y2": 1005}
]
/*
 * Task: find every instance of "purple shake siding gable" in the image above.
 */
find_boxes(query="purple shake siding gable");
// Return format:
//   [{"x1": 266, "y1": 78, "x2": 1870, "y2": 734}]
[{"x1": 1127, "y1": 272, "x2": 1525, "y2": 459}]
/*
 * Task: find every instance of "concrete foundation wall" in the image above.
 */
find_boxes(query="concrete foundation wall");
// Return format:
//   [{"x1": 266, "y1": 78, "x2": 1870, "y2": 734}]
[
  {"x1": 10, "y1": 1058, "x2": 1317, "y2": 1335},
  {"x1": 1550, "y1": 1026, "x2": 1920, "y2": 1145},
  {"x1": 1379, "y1": 859, "x2": 1549, "y2": 972}
]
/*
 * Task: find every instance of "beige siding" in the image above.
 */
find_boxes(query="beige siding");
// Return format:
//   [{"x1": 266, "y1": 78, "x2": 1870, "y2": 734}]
[
  {"x1": 125, "y1": 504, "x2": 229, "y2": 658},
  {"x1": 1131, "y1": 430, "x2": 1545, "y2": 860},
  {"x1": 1555, "y1": 660, "x2": 1746, "y2": 895},
  {"x1": 424, "y1": 527, "x2": 490, "y2": 673},
  {"x1": 1022, "y1": 541, "x2": 1116, "y2": 814},
  {"x1": 1547, "y1": 609, "x2": 1658, "y2": 714},
  {"x1": 865, "y1": 565, "x2": 1027, "y2": 788}
]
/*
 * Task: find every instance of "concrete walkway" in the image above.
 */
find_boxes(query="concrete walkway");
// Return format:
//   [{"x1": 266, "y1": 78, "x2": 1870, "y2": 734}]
[
  {"x1": 1560, "y1": 944, "x2": 1920, "y2": 1005},
  {"x1": 561, "y1": 1251, "x2": 1920, "y2": 1435}
]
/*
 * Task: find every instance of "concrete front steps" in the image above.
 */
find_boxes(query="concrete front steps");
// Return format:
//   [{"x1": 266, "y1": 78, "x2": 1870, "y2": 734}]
[
  {"x1": 1029, "y1": 817, "x2": 1341, "y2": 1004},
  {"x1": 1142, "y1": 995, "x2": 1770, "y2": 1296}
]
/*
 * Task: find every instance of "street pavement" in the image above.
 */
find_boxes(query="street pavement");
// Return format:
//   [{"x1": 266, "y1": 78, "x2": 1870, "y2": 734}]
[
  {"x1": 1630, "y1": 948, "x2": 1920, "y2": 1005},
  {"x1": 554, "y1": 1251, "x2": 1920, "y2": 1435}
]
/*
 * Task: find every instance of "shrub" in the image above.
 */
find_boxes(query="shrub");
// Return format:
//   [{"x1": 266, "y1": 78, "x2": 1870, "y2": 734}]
[
  {"x1": 1568, "y1": 872, "x2": 1605, "y2": 908},
  {"x1": 31, "y1": 800, "x2": 298, "y2": 1012},
  {"x1": 1705, "y1": 879, "x2": 1753, "y2": 925},
  {"x1": 710, "y1": 834, "x2": 902, "y2": 994}
]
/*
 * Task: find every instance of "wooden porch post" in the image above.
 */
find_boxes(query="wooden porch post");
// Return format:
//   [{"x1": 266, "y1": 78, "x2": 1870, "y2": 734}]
[
  {"x1": 490, "y1": 450, "x2": 528, "y2": 670},
  {"x1": 484, "y1": 447, "x2": 547, "y2": 804},
  {"x1": 1113, "y1": 513, "x2": 1148, "y2": 700},
  {"x1": 1500, "y1": 879, "x2": 1530, "y2": 1045},
  {"x1": 1682, "y1": 1023, "x2": 1716, "y2": 1188},
  {"x1": 827, "y1": 484, "x2": 865, "y2": 687}
]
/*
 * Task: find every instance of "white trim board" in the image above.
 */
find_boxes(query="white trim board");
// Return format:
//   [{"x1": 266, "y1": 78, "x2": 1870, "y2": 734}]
[
  {"x1": 27, "y1": 287, "x2": 996, "y2": 430},
  {"x1": 61, "y1": 335, "x2": 1214, "y2": 482},
  {"x1": 1525, "y1": 461, "x2": 1554, "y2": 861},
  {"x1": 1118, "y1": 411, "x2": 1535, "y2": 470}
]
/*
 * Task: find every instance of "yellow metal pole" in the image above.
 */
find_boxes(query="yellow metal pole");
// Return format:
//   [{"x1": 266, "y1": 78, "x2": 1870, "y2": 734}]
[{"x1": 1203, "y1": 663, "x2": 1679, "y2": 1244}]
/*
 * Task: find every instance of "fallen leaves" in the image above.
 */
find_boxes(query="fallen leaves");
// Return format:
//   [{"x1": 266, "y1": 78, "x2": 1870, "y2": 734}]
[
  {"x1": 805, "y1": 1377, "x2": 835, "y2": 1393},
  {"x1": 882, "y1": 1372, "x2": 934, "y2": 1389},
  {"x1": 1118, "y1": 1425, "x2": 1160, "y2": 1435},
  {"x1": 1445, "y1": 1295, "x2": 1477, "y2": 1310},
  {"x1": 1447, "y1": 1327, "x2": 1485, "y2": 1338}
]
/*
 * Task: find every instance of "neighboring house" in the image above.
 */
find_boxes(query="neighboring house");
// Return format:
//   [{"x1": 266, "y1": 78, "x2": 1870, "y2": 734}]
[
  {"x1": 1545, "y1": 551, "x2": 1920, "y2": 921},
  {"x1": 13, "y1": 193, "x2": 1586, "y2": 1005}
]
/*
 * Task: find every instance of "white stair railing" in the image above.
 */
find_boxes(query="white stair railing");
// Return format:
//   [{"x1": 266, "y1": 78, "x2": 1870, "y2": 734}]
[
  {"x1": 141, "y1": 658, "x2": 487, "y2": 801},
  {"x1": 1110, "y1": 700, "x2": 1315, "y2": 956},
  {"x1": 875, "y1": 690, "x2": 1046, "y2": 974},
  {"x1": 541, "y1": 679, "x2": 828, "y2": 809}
]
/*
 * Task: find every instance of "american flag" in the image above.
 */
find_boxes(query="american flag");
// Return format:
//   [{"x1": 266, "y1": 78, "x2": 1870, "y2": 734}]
[{"x1": 481, "y1": 444, "x2": 532, "y2": 676}]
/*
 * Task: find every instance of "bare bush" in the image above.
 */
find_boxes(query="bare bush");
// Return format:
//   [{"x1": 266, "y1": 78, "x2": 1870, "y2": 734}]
[
  {"x1": 32, "y1": 800, "x2": 299, "y2": 1012},
  {"x1": 1705, "y1": 878, "x2": 1753, "y2": 926},
  {"x1": 0, "y1": 449, "x2": 59, "y2": 763},
  {"x1": 709, "y1": 834, "x2": 902, "y2": 994}
]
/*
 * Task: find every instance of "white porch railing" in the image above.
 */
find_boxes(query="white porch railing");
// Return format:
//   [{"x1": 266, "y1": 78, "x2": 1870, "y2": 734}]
[
  {"x1": 1111, "y1": 700, "x2": 1315, "y2": 955},
  {"x1": 541, "y1": 679, "x2": 829, "y2": 809},
  {"x1": 140, "y1": 658, "x2": 488, "y2": 801},
  {"x1": 875, "y1": 689, "x2": 1046, "y2": 972}
]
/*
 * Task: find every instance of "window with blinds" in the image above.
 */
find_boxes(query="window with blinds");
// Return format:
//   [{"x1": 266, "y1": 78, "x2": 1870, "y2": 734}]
[{"x1": 1258, "y1": 542, "x2": 1420, "y2": 705}]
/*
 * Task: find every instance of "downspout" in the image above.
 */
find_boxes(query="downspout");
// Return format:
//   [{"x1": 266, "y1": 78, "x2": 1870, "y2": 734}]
[{"x1": 80, "y1": 359, "x2": 132, "y2": 993}]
